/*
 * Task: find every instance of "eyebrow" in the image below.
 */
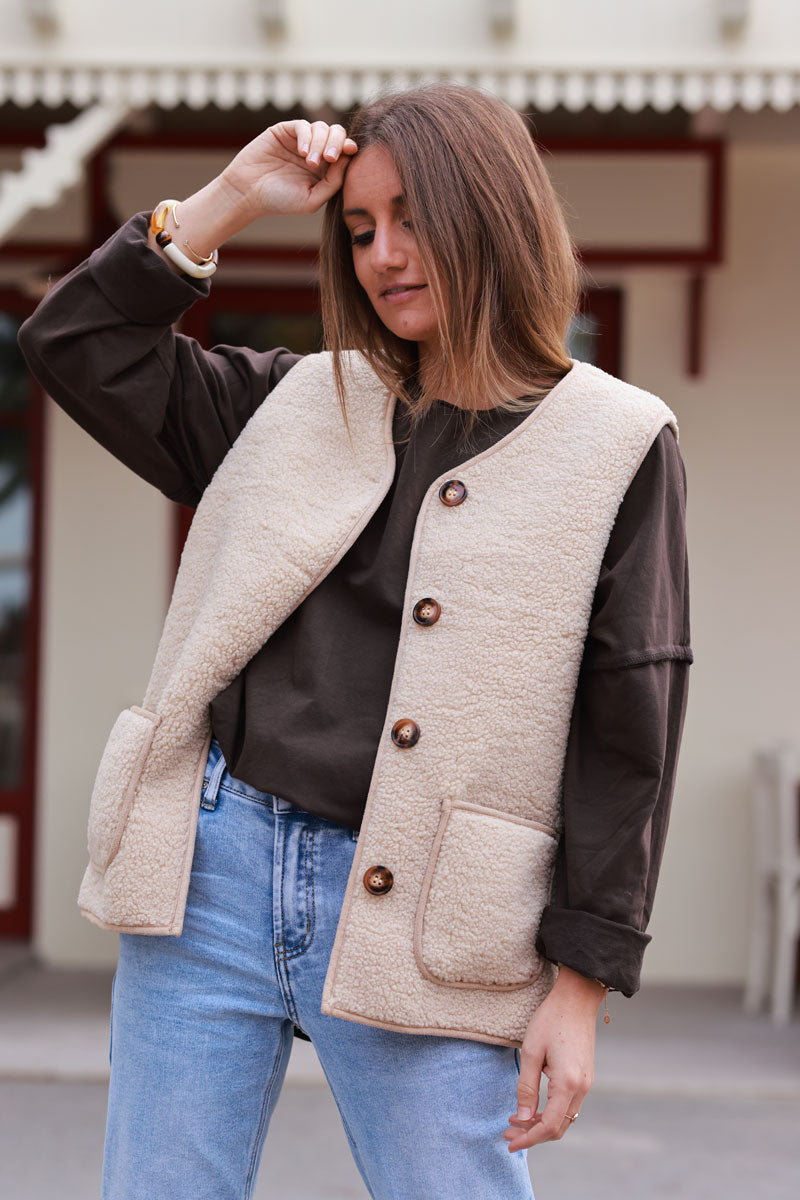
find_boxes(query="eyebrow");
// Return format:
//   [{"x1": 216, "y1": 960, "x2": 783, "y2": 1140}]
[{"x1": 342, "y1": 193, "x2": 406, "y2": 218}]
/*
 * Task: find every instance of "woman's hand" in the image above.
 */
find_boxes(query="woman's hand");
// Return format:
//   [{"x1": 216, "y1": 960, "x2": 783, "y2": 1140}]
[
  {"x1": 147, "y1": 120, "x2": 358, "y2": 276},
  {"x1": 503, "y1": 965, "x2": 605, "y2": 1152},
  {"x1": 221, "y1": 119, "x2": 359, "y2": 223}
]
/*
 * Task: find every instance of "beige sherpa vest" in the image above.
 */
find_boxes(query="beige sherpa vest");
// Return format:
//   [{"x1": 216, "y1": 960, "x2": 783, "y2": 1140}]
[{"x1": 78, "y1": 352, "x2": 677, "y2": 1048}]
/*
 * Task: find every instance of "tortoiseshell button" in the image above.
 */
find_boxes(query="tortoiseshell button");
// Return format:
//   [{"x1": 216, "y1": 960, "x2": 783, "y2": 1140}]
[
  {"x1": 363, "y1": 865, "x2": 394, "y2": 895},
  {"x1": 391, "y1": 718, "x2": 420, "y2": 748},
  {"x1": 439, "y1": 479, "x2": 467, "y2": 506},
  {"x1": 412, "y1": 597, "x2": 441, "y2": 626}
]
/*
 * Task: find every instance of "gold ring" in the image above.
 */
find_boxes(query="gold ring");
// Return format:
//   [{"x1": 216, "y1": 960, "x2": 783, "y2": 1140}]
[{"x1": 565, "y1": 1112, "x2": 579, "y2": 1122}]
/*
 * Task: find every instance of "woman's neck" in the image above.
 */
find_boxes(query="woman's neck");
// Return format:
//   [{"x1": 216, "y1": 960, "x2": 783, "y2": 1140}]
[{"x1": 415, "y1": 345, "x2": 499, "y2": 411}]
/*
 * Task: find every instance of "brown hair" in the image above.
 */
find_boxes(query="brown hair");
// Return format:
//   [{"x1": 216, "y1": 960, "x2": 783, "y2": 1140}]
[{"x1": 319, "y1": 82, "x2": 582, "y2": 446}]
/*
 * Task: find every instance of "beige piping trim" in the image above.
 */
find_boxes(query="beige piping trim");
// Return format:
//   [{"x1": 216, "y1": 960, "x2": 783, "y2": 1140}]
[
  {"x1": 249, "y1": 379, "x2": 399, "y2": 655},
  {"x1": 412, "y1": 798, "x2": 558, "y2": 992},
  {"x1": 321, "y1": 361, "x2": 585, "y2": 1015},
  {"x1": 151, "y1": 372, "x2": 401, "y2": 937},
  {"x1": 78, "y1": 909, "x2": 176, "y2": 935},
  {"x1": 631, "y1": 413, "x2": 678, "y2": 478},
  {"x1": 321, "y1": 1002, "x2": 526, "y2": 1049},
  {"x1": 92, "y1": 706, "x2": 162, "y2": 873}
]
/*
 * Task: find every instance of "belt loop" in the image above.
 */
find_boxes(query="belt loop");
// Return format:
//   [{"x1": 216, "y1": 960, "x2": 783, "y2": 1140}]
[{"x1": 201, "y1": 751, "x2": 226, "y2": 811}]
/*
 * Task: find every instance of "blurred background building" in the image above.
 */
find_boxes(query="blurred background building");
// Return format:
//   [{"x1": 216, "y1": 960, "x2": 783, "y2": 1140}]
[{"x1": 0, "y1": 0, "x2": 798, "y2": 1007}]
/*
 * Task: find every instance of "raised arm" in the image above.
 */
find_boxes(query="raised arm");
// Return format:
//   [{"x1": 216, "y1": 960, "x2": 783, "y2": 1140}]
[
  {"x1": 17, "y1": 216, "x2": 300, "y2": 506},
  {"x1": 17, "y1": 120, "x2": 358, "y2": 507}
]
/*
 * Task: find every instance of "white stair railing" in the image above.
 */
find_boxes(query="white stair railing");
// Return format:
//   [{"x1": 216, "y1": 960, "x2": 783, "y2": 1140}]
[{"x1": 0, "y1": 101, "x2": 131, "y2": 243}]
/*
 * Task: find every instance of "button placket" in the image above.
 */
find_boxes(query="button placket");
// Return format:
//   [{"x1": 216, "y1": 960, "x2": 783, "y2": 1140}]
[{"x1": 378, "y1": 481, "x2": 466, "y2": 905}]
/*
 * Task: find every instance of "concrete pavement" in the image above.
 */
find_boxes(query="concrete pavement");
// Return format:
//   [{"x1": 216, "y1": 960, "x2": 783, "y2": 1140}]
[
  {"x1": 1, "y1": 954, "x2": 798, "y2": 1197},
  {"x1": 1, "y1": 1079, "x2": 797, "y2": 1198}
]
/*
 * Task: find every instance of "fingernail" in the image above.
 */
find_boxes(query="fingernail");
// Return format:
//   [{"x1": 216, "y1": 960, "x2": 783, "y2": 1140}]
[
  {"x1": 517, "y1": 1106, "x2": 533, "y2": 1120},
  {"x1": 300, "y1": 142, "x2": 309, "y2": 154},
  {"x1": 307, "y1": 151, "x2": 319, "y2": 164},
  {"x1": 325, "y1": 147, "x2": 338, "y2": 160}
]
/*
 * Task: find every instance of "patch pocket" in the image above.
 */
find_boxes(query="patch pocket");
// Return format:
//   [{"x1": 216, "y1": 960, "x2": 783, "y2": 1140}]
[
  {"x1": 413, "y1": 799, "x2": 558, "y2": 991},
  {"x1": 87, "y1": 706, "x2": 162, "y2": 871}
]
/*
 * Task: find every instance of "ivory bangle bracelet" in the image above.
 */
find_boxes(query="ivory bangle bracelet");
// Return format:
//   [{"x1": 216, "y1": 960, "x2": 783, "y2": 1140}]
[{"x1": 154, "y1": 229, "x2": 218, "y2": 279}]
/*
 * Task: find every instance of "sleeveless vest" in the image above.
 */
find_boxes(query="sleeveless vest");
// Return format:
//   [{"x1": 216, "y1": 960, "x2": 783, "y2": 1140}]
[{"x1": 77, "y1": 352, "x2": 678, "y2": 1047}]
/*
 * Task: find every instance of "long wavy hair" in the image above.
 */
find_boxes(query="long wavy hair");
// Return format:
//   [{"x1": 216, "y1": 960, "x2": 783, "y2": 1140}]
[{"x1": 319, "y1": 82, "x2": 582, "y2": 445}]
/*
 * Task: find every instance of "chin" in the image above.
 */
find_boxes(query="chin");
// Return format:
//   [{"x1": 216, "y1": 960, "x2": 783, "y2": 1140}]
[{"x1": 383, "y1": 320, "x2": 437, "y2": 344}]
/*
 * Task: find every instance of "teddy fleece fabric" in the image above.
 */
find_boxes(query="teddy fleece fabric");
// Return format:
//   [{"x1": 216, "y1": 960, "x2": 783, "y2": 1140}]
[
  {"x1": 73, "y1": 349, "x2": 676, "y2": 1047},
  {"x1": 15, "y1": 211, "x2": 693, "y2": 1000}
]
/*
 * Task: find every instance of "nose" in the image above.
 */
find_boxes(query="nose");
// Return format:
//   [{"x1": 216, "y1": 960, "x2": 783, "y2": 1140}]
[{"x1": 368, "y1": 224, "x2": 408, "y2": 272}]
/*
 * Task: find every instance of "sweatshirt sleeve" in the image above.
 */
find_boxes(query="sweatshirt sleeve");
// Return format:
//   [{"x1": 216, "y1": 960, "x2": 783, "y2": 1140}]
[
  {"x1": 535, "y1": 424, "x2": 693, "y2": 997},
  {"x1": 17, "y1": 211, "x2": 302, "y2": 508}
]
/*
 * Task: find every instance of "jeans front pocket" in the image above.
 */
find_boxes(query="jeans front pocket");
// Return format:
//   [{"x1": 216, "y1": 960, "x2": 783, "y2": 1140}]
[
  {"x1": 109, "y1": 969, "x2": 117, "y2": 1067},
  {"x1": 413, "y1": 799, "x2": 558, "y2": 991}
]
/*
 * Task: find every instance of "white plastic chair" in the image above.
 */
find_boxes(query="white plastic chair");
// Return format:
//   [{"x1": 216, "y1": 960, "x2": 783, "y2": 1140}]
[{"x1": 744, "y1": 742, "x2": 800, "y2": 1023}]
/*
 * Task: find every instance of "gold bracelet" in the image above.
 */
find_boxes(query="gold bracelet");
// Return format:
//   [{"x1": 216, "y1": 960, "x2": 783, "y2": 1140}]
[
  {"x1": 181, "y1": 238, "x2": 217, "y2": 267},
  {"x1": 594, "y1": 980, "x2": 611, "y2": 1024},
  {"x1": 149, "y1": 198, "x2": 182, "y2": 236},
  {"x1": 151, "y1": 200, "x2": 215, "y2": 265},
  {"x1": 555, "y1": 963, "x2": 612, "y2": 1024},
  {"x1": 150, "y1": 199, "x2": 219, "y2": 279}
]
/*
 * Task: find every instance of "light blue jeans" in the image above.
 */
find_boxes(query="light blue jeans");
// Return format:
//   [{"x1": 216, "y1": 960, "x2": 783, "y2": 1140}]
[{"x1": 102, "y1": 737, "x2": 534, "y2": 1199}]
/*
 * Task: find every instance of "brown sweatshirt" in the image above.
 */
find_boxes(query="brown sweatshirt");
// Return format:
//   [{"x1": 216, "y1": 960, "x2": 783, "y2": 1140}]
[{"x1": 17, "y1": 212, "x2": 693, "y2": 997}]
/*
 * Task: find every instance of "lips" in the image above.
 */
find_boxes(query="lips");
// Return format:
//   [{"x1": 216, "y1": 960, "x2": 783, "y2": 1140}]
[{"x1": 381, "y1": 284, "x2": 427, "y2": 300}]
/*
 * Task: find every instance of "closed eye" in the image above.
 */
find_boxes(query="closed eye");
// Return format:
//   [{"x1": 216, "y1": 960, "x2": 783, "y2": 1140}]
[{"x1": 350, "y1": 220, "x2": 414, "y2": 248}]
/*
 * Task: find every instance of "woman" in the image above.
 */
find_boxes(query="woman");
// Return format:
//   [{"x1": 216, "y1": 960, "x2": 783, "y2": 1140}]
[{"x1": 18, "y1": 83, "x2": 692, "y2": 1199}]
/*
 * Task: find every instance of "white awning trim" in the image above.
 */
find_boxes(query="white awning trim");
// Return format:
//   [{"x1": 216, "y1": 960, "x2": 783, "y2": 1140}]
[
  {"x1": 0, "y1": 63, "x2": 798, "y2": 113},
  {"x1": 0, "y1": 101, "x2": 130, "y2": 241}
]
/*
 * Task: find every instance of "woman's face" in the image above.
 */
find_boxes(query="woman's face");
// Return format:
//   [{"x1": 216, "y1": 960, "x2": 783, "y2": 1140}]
[{"x1": 341, "y1": 144, "x2": 439, "y2": 352}]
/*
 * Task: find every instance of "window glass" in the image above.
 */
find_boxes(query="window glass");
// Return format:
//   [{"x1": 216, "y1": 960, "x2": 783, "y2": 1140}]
[
  {"x1": 0, "y1": 314, "x2": 28, "y2": 414},
  {"x1": 210, "y1": 311, "x2": 323, "y2": 356},
  {"x1": 0, "y1": 426, "x2": 31, "y2": 789},
  {"x1": 567, "y1": 311, "x2": 601, "y2": 365}
]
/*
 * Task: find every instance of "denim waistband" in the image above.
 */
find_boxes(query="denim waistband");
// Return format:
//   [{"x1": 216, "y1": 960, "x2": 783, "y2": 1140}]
[{"x1": 202, "y1": 736, "x2": 294, "y2": 814}]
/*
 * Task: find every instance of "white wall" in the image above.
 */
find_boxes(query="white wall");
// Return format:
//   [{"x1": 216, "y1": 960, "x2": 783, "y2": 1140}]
[
  {"x1": 624, "y1": 140, "x2": 800, "y2": 983},
  {"x1": 34, "y1": 406, "x2": 172, "y2": 966}
]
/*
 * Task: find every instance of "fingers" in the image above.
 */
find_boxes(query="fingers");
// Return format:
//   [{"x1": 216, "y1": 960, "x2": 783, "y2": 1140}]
[
  {"x1": 298, "y1": 121, "x2": 357, "y2": 167},
  {"x1": 511, "y1": 1045, "x2": 543, "y2": 1126},
  {"x1": 505, "y1": 1078, "x2": 568, "y2": 1151},
  {"x1": 504, "y1": 1072, "x2": 590, "y2": 1153}
]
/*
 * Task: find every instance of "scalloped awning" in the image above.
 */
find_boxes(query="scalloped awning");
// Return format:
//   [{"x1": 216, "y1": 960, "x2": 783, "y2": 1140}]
[{"x1": 1, "y1": 62, "x2": 798, "y2": 113}]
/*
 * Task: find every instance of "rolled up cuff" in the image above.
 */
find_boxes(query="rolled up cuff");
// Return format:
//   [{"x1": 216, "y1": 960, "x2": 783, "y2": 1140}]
[
  {"x1": 535, "y1": 906, "x2": 652, "y2": 997},
  {"x1": 88, "y1": 211, "x2": 211, "y2": 324}
]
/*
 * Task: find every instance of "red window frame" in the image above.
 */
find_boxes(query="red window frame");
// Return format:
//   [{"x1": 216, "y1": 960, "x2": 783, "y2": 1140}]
[{"x1": 0, "y1": 290, "x2": 44, "y2": 939}]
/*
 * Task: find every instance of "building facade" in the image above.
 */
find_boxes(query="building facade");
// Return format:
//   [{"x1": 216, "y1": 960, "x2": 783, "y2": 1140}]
[{"x1": 1, "y1": 0, "x2": 799, "y2": 987}]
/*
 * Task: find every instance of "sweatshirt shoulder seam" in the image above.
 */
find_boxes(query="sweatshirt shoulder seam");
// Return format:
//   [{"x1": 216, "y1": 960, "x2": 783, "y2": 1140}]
[{"x1": 581, "y1": 645, "x2": 694, "y2": 672}]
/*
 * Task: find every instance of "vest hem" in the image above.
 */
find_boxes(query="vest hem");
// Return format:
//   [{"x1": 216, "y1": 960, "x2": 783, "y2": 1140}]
[
  {"x1": 318, "y1": 999, "x2": 523, "y2": 1048},
  {"x1": 78, "y1": 907, "x2": 179, "y2": 936}
]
